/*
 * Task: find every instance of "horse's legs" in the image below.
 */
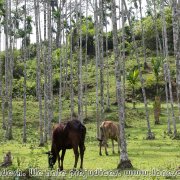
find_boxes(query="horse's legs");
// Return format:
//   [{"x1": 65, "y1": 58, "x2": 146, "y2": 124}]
[
  {"x1": 56, "y1": 150, "x2": 61, "y2": 170},
  {"x1": 79, "y1": 144, "x2": 85, "y2": 169},
  {"x1": 105, "y1": 140, "x2": 108, "y2": 156},
  {"x1": 118, "y1": 138, "x2": 120, "y2": 154},
  {"x1": 99, "y1": 141, "x2": 102, "y2": 156},
  {"x1": 60, "y1": 149, "x2": 66, "y2": 170},
  {"x1": 73, "y1": 146, "x2": 79, "y2": 169},
  {"x1": 112, "y1": 139, "x2": 115, "y2": 154}
]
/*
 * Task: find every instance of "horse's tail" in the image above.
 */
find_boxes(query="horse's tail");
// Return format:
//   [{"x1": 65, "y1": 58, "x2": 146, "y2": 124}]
[{"x1": 80, "y1": 123, "x2": 86, "y2": 143}]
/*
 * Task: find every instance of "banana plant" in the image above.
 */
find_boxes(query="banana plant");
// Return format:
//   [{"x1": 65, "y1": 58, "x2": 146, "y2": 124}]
[
  {"x1": 151, "y1": 57, "x2": 162, "y2": 95},
  {"x1": 151, "y1": 57, "x2": 162, "y2": 124},
  {"x1": 127, "y1": 67, "x2": 139, "y2": 109}
]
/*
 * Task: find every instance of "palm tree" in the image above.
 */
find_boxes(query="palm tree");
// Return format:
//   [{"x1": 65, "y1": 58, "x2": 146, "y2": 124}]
[
  {"x1": 111, "y1": 0, "x2": 133, "y2": 169},
  {"x1": 164, "y1": 63, "x2": 176, "y2": 135},
  {"x1": 138, "y1": 0, "x2": 147, "y2": 68},
  {"x1": 94, "y1": 0, "x2": 100, "y2": 138},
  {"x1": 43, "y1": 0, "x2": 48, "y2": 143},
  {"x1": 0, "y1": 0, "x2": 8, "y2": 132},
  {"x1": 63, "y1": 1, "x2": 69, "y2": 96},
  {"x1": 84, "y1": 0, "x2": 89, "y2": 120},
  {"x1": 0, "y1": 0, "x2": 5, "y2": 129},
  {"x1": 0, "y1": 9, "x2": 6, "y2": 129},
  {"x1": 127, "y1": 67, "x2": 139, "y2": 109},
  {"x1": 152, "y1": 0, "x2": 161, "y2": 56},
  {"x1": 78, "y1": 0, "x2": 83, "y2": 123},
  {"x1": 151, "y1": 57, "x2": 162, "y2": 124},
  {"x1": 69, "y1": 0, "x2": 75, "y2": 119},
  {"x1": 5, "y1": 0, "x2": 14, "y2": 140},
  {"x1": 161, "y1": 0, "x2": 177, "y2": 137},
  {"x1": 58, "y1": 0, "x2": 63, "y2": 123},
  {"x1": 23, "y1": 0, "x2": 27, "y2": 143},
  {"x1": 172, "y1": 0, "x2": 180, "y2": 122},
  {"x1": 47, "y1": 0, "x2": 53, "y2": 139},
  {"x1": 171, "y1": 0, "x2": 178, "y2": 56},
  {"x1": 163, "y1": 63, "x2": 171, "y2": 134},
  {"x1": 99, "y1": 0, "x2": 104, "y2": 122},
  {"x1": 105, "y1": 19, "x2": 110, "y2": 111},
  {"x1": 175, "y1": 0, "x2": 180, "y2": 123},
  {"x1": 34, "y1": 0, "x2": 43, "y2": 146}
]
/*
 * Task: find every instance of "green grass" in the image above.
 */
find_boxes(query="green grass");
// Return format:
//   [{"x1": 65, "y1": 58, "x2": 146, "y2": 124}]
[{"x1": 0, "y1": 100, "x2": 179, "y2": 180}]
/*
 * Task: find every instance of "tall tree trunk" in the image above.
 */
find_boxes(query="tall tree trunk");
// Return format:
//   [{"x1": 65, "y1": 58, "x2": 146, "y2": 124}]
[
  {"x1": 99, "y1": 0, "x2": 104, "y2": 121},
  {"x1": 172, "y1": 0, "x2": 180, "y2": 122},
  {"x1": 58, "y1": 0, "x2": 63, "y2": 123},
  {"x1": 121, "y1": 0, "x2": 126, "y2": 113},
  {"x1": 99, "y1": 0, "x2": 104, "y2": 122},
  {"x1": 47, "y1": 0, "x2": 53, "y2": 138},
  {"x1": 56, "y1": 3, "x2": 61, "y2": 48},
  {"x1": 62, "y1": 23, "x2": 65, "y2": 95},
  {"x1": 159, "y1": 0, "x2": 171, "y2": 133},
  {"x1": 161, "y1": 0, "x2": 177, "y2": 137},
  {"x1": 43, "y1": 0, "x2": 48, "y2": 143},
  {"x1": 111, "y1": 0, "x2": 133, "y2": 169},
  {"x1": 94, "y1": 0, "x2": 100, "y2": 138},
  {"x1": 78, "y1": 0, "x2": 83, "y2": 123},
  {"x1": 164, "y1": 63, "x2": 176, "y2": 135},
  {"x1": 4, "y1": 0, "x2": 9, "y2": 133},
  {"x1": 5, "y1": 0, "x2": 13, "y2": 140},
  {"x1": 0, "y1": 24, "x2": 5, "y2": 130},
  {"x1": 64, "y1": 1, "x2": 68, "y2": 94},
  {"x1": 172, "y1": 0, "x2": 178, "y2": 55},
  {"x1": 14, "y1": 0, "x2": 18, "y2": 49},
  {"x1": 167, "y1": 64, "x2": 177, "y2": 137},
  {"x1": 138, "y1": 0, "x2": 147, "y2": 68},
  {"x1": 69, "y1": 0, "x2": 74, "y2": 119},
  {"x1": 84, "y1": 0, "x2": 89, "y2": 119},
  {"x1": 105, "y1": 6, "x2": 110, "y2": 111},
  {"x1": 23, "y1": 0, "x2": 27, "y2": 143},
  {"x1": 34, "y1": 0, "x2": 44, "y2": 146},
  {"x1": 163, "y1": 64, "x2": 172, "y2": 134},
  {"x1": 123, "y1": 0, "x2": 155, "y2": 139},
  {"x1": 153, "y1": 0, "x2": 160, "y2": 57},
  {"x1": 176, "y1": 0, "x2": 180, "y2": 122}
]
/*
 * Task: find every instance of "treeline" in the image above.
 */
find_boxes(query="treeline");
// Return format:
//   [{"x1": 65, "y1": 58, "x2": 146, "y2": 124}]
[{"x1": 0, "y1": 6, "x2": 175, "y2": 98}]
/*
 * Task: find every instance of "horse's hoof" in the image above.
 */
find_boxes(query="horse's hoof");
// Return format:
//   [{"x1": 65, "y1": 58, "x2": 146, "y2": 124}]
[
  {"x1": 79, "y1": 168, "x2": 83, "y2": 172},
  {"x1": 58, "y1": 167, "x2": 63, "y2": 171}
]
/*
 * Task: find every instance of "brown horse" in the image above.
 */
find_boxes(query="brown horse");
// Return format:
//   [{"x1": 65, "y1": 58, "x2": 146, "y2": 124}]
[
  {"x1": 46, "y1": 119, "x2": 86, "y2": 170},
  {"x1": 97, "y1": 121, "x2": 120, "y2": 156}
]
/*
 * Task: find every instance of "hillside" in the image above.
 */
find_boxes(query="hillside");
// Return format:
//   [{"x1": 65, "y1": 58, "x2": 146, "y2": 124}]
[{"x1": 0, "y1": 51, "x2": 180, "y2": 179}]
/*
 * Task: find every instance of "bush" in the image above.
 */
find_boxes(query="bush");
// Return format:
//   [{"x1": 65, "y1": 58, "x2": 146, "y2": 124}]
[{"x1": 13, "y1": 63, "x2": 24, "y2": 79}]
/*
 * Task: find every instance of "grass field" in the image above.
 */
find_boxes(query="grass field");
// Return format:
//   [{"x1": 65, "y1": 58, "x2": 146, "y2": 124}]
[
  {"x1": 0, "y1": 54, "x2": 179, "y2": 179},
  {"x1": 0, "y1": 100, "x2": 179, "y2": 180}
]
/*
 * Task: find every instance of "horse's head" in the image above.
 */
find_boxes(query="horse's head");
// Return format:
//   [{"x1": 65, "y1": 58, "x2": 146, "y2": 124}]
[
  {"x1": 45, "y1": 151, "x2": 56, "y2": 169},
  {"x1": 97, "y1": 137, "x2": 108, "y2": 147}
]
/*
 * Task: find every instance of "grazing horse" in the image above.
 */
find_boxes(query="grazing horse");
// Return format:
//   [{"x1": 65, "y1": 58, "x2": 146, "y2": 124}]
[
  {"x1": 97, "y1": 121, "x2": 120, "y2": 156},
  {"x1": 46, "y1": 119, "x2": 86, "y2": 170}
]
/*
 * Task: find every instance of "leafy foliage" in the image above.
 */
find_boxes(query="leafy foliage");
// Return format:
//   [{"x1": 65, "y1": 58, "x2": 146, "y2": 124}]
[
  {"x1": 127, "y1": 67, "x2": 139, "y2": 87},
  {"x1": 151, "y1": 57, "x2": 162, "y2": 80},
  {"x1": 151, "y1": 57, "x2": 163, "y2": 95},
  {"x1": 134, "y1": 7, "x2": 173, "y2": 53}
]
